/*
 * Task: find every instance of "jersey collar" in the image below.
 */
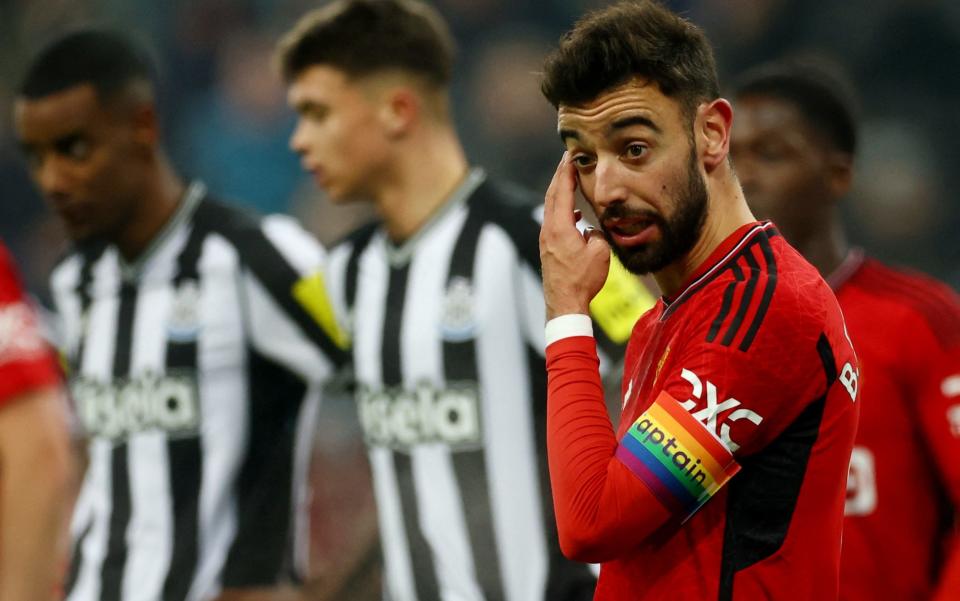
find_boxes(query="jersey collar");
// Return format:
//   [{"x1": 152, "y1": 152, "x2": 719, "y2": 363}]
[
  {"x1": 662, "y1": 220, "x2": 778, "y2": 315},
  {"x1": 825, "y1": 248, "x2": 866, "y2": 292},
  {"x1": 383, "y1": 167, "x2": 486, "y2": 268},
  {"x1": 118, "y1": 180, "x2": 206, "y2": 283}
]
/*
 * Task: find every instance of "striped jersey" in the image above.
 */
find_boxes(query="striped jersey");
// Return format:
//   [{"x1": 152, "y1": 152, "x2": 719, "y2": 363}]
[
  {"x1": 51, "y1": 183, "x2": 347, "y2": 601},
  {"x1": 326, "y1": 169, "x2": 648, "y2": 601}
]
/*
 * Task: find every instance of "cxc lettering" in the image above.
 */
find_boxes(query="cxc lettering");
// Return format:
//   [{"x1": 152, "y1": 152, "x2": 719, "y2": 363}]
[{"x1": 678, "y1": 368, "x2": 762, "y2": 453}]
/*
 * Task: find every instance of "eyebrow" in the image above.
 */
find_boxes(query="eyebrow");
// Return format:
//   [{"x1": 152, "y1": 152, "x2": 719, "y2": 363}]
[
  {"x1": 558, "y1": 114, "x2": 662, "y2": 144},
  {"x1": 610, "y1": 115, "x2": 661, "y2": 134}
]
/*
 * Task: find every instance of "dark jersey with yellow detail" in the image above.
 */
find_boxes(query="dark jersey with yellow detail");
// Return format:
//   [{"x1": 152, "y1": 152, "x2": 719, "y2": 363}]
[
  {"x1": 50, "y1": 182, "x2": 346, "y2": 601},
  {"x1": 326, "y1": 169, "x2": 653, "y2": 601}
]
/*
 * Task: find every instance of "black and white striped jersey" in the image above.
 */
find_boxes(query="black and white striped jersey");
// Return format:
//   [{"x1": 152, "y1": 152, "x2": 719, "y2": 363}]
[
  {"x1": 326, "y1": 169, "x2": 651, "y2": 601},
  {"x1": 51, "y1": 182, "x2": 348, "y2": 601}
]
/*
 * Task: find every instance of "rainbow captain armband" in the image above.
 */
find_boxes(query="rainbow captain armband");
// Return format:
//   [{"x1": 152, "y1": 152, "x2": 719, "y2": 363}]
[{"x1": 615, "y1": 391, "x2": 740, "y2": 520}]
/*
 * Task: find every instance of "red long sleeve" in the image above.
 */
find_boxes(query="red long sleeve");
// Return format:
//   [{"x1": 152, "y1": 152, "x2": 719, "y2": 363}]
[{"x1": 545, "y1": 335, "x2": 670, "y2": 563}]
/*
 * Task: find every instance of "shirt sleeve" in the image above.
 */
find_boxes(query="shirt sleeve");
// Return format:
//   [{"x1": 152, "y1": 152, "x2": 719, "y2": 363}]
[
  {"x1": 238, "y1": 215, "x2": 349, "y2": 385},
  {"x1": 0, "y1": 246, "x2": 59, "y2": 405},
  {"x1": 545, "y1": 287, "x2": 857, "y2": 558}
]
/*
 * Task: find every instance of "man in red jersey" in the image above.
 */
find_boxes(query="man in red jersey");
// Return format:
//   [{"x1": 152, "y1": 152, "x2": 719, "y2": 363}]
[
  {"x1": 537, "y1": 2, "x2": 860, "y2": 599},
  {"x1": 730, "y1": 58, "x2": 960, "y2": 601},
  {"x1": 0, "y1": 241, "x2": 74, "y2": 600}
]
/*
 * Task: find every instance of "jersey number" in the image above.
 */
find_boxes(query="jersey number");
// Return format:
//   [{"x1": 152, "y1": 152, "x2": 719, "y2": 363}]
[{"x1": 845, "y1": 446, "x2": 877, "y2": 516}]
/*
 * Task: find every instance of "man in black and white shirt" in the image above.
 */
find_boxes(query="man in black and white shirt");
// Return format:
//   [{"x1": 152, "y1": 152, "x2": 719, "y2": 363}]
[
  {"x1": 279, "y1": 2, "x2": 654, "y2": 599},
  {"x1": 14, "y1": 28, "x2": 347, "y2": 600}
]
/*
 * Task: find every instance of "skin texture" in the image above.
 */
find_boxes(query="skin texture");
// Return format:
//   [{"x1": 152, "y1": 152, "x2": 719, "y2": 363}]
[
  {"x1": 287, "y1": 65, "x2": 469, "y2": 242},
  {"x1": 13, "y1": 83, "x2": 183, "y2": 260},
  {"x1": 729, "y1": 94, "x2": 851, "y2": 275},
  {"x1": 0, "y1": 387, "x2": 74, "y2": 601},
  {"x1": 540, "y1": 79, "x2": 754, "y2": 319}
]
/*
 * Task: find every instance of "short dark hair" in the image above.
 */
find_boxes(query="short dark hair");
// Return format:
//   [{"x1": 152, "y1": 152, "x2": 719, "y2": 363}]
[
  {"x1": 18, "y1": 28, "x2": 156, "y2": 101},
  {"x1": 541, "y1": 0, "x2": 720, "y2": 117},
  {"x1": 731, "y1": 58, "x2": 859, "y2": 155},
  {"x1": 277, "y1": 0, "x2": 455, "y2": 87}
]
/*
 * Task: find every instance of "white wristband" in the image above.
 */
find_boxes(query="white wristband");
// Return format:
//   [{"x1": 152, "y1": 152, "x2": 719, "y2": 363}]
[{"x1": 545, "y1": 313, "x2": 594, "y2": 346}]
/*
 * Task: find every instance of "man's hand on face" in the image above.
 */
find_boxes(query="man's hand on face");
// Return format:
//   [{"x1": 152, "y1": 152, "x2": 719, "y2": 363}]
[{"x1": 539, "y1": 152, "x2": 611, "y2": 320}]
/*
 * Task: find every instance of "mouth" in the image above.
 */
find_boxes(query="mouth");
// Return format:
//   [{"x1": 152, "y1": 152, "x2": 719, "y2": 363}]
[{"x1": 603, "y1": 217, "x2": 659, "y2": 247}]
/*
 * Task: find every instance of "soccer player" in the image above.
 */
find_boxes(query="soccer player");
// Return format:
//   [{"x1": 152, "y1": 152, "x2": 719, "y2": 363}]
[
  {"x1": 0, "y1": 241, "x2": 74, "y2": 600},
  {"x1": 14, "y1": 29, "x2": 347, "y2": 600},
  {"x1": 278, "y1": 1, "x2": 653, "y2": 599},
  {"x1": 538, "y1": 2, "x2": 860, "y2": 599},
  {"x1": 730, "y1": 59, "x2": 960, "y2": 601}
]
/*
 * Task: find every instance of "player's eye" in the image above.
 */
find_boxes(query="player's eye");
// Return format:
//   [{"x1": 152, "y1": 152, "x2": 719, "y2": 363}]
[
  {"x1": 55, "y1": 135, "x2": 91, "y2": 161},
  {"x1": 624, "y1": 143, "x2": 648, "y2": 159},
  {"x1": 571, "y1": 153, "x2": 595, "y2": 169}
]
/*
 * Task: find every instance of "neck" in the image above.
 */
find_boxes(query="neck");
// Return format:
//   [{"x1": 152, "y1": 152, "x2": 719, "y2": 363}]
[
  {"x1": 654, "y1": 171, "x2": 754, "y2": 298},
  {"x1": 115, "y1": 155, "x2": 185, "y2": 261},
  {"x1": 790, "y1": 212, "x2": 849, "y2": 279},
  {"x1": 373, "y1": 124, "x2": 469, "y2": 242}
]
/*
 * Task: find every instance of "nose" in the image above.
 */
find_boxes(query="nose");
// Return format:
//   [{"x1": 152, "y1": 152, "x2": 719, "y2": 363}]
[
  {"x1": 36, "y1": 155, "x2": 70, "y2": 200},
  {"x1": 591, "y1": 157, "x2": 629, "y2": 211},
  {"x1": 289, "y1": 119, "x2": 308, "y2": 154}
]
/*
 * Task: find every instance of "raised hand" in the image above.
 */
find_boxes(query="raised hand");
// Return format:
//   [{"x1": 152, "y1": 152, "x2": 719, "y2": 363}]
[{"x1": 539, "y1": 153, "x2": 611, "y2": 320}]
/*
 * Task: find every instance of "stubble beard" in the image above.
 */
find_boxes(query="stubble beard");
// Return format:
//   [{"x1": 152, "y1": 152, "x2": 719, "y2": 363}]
[{"x1": 602, "y1": 147, "x2": 708, "y2": 276}]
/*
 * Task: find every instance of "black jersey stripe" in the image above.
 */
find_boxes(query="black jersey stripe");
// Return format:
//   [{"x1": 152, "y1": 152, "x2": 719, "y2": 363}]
[
  {"x1": 99, "y1": 280, "x2": 138, "y2": 601},
  {"x1": 720, "y1": 249, "x2": 761, "y2": 347},
  {"x1": 220, "y1": 349, "x2": 307, "y2": 586},
  {"x1": 161, "y1": 209, "x2": 210, "y2": 600},
  {"x1": 213, "y1": 204, "x2": 349, "y2": 368},
  {"x1": 738, "y1": 234, "x2": 778, "y2": 352},
  {"x1": 816, "y1": 333, "x2": 839, "y2": 388},
  {"x1": 443, "y1": 208, "x2": 505, "y2": 600},
  {"x1": 662, "y1": 223, "x2": 777, "y2": 320},
  {"x1": 343, "y1": 222, "x2": 379, "y2": 312},
  {"x1": 381, "y1": 263, "x2": 441, "y2": 601},
  {"x1": 718, "y1": 391, "x2": 827, "y2": 600},
  {"x1": 707, "y1": 262, "x2": 745, "y2": 343},
  {"x1": 64, "y1": 246, "x2": 106, "y2": 596}
]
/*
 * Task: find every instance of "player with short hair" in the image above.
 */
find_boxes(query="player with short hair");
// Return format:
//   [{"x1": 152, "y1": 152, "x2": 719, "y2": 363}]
[
  {"x1": 538, "y1": 2, "x2": 859, "y2": 599},
  {"x1": 278, "y1": 1, "x2": 653, "y2": 599},
  {"x1": 15, "y1": 28, "x2": 346, "y2": 601},
  {"x1": 730, "y1": 58, "x2": 960, "y2": 601},
  {"x1": 0, "y1": 241, "x2": 74, "y2": 601}
]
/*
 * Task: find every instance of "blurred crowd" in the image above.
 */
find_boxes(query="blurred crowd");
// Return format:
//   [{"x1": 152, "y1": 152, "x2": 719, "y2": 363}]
[{"x1": 2, "y1": 0, "x2": 960, "y2": 291}]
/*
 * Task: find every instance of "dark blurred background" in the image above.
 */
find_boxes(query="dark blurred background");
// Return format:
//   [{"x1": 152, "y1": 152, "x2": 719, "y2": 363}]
[
  {"x1": 2, "y1": 0, "x2": 959, "y2": 590},
  {"x1": 3, "y1": 0, "x2": 960, "y2": 292}
]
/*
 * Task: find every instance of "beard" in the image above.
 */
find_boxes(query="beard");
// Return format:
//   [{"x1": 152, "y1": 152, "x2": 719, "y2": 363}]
[{"x1": 599, "y1": 148, "x2": 708, "y2": 275}]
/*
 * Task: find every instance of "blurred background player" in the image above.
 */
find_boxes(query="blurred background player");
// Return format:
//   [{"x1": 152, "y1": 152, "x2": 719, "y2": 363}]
[
  {"x1": 278, "y1": 1, "x2": 652, "y2": 599},
  {"x1": 14, "y1": 29, "x2": 347, "y2": 601},
  {"x1": 538, "y1": 2, "x2": 858, "y2": 599},
  {"x1": 0, "y1": 240, "x2": 74, "y2": 600},
  {"x1": 730, "y1": 58, "x2": 960, "y2": 601}
]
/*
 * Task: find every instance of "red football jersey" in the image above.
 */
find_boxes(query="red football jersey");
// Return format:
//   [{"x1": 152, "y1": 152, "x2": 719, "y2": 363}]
[
  {"x1": 0, "y1": 242, "x2": 58, "y2": 406},
  {"x1": 546, "y1": 222, "x2": 859, "y2": 600},
  {"x1": 833, "y1": 252, "x2": 960, "y2": 601}
]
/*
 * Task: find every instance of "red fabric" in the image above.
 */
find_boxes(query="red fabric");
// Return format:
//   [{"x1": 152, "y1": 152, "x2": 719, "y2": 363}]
[
  {"x1": 547, "y1": 222, "x2": 859, "y2": 600},
  {"x1": 0, "y1": 243, "x2": 58, "y2": 406},
  {"x1": 836, "y1": 258, "x2": 960, "y2": 601}
]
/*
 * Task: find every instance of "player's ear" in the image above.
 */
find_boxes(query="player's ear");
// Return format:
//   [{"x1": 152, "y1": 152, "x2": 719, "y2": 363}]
[
  {"x1": 378, "y1": 87, "x2": 419, "y2": 139},
  {"x1": 696, "y1": 98, "x2": 733, "y2": 172},
  {"x1": 128, "y1": 101, "x2": 160, "y2": 155},
  {"x1": 826, "y1": 152, "x2": 854, "y2": 200}
]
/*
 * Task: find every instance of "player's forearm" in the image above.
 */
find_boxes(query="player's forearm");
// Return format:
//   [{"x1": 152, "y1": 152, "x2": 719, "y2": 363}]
[
  {"x1": 0, "y1": 388, "x2": 75, "y2": 601},
  {"x1": 546, "y1": 335, "x2": 652, "y2": 561}
]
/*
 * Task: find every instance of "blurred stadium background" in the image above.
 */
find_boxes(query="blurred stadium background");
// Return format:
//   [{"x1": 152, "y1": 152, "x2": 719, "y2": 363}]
[{"x1": 1, "y1": 0, "x2": 958, "y2": 593}]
